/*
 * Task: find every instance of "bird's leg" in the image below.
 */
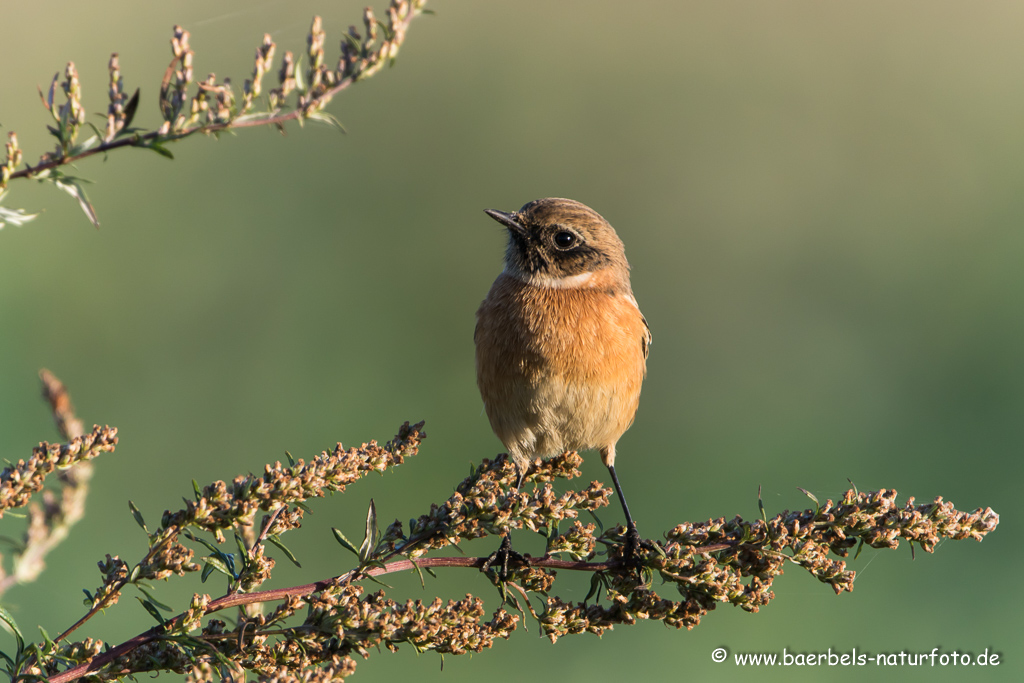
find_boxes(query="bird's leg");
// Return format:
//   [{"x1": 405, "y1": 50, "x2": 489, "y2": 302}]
[
  {"x1": 604, "y1": 457, "x2": 653, "y2": 573},
  {"x1": 480, "y1": 468, "x2": 527, "y2": 581}
]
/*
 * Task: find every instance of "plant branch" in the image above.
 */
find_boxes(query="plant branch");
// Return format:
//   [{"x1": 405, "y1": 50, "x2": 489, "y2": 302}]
[
  {"x1": 0, "y1": 0, "x2": 431, "y2": 227},
  {"x1": 39, "y1": 476, "x2": 997, "y2": 683},
  {"x1": 0, "y1": 371, "x2": 93, "y2": 597},
  {"x1": 44, "y1": 553, "x2": 625, "y2": 683},
  {"x1": 2, "y1": 404, "x2": 997, "y2": 683}
]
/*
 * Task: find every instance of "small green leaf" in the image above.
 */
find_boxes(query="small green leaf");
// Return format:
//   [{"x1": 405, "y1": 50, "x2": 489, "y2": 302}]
[
  {"x1": 497, "y1": 582, "x2": 512, "y2": 609},
  {"x1": 332, "y1": 527, "x2": 359, "y2": 556},
  {"x1": 234, "y1": 532, "x2": 249, "y2": 561},
  {"x1": 192, "y1": 479, "x2": 203, "y2": 501},
  {"x1": 201, "y1": 555, "x2": 233, "y2": 580},
  {"x1": 847, "y1": 478, "x2": 859, "y2": 497},
  {"x1": 38, "y1": 626, "x2": 53, "y2": 649},
  {"x1": 375, "y1": 19, "x2": 395, "y2": 41},
  {"x1": 58, "y1": 100, "x2": 72, "y2": 148},
  {"x1": 136, "y1": 587, "x2": 172, "y2": 612},
  {"x1": 584, "y1": 572, "x2": 603, "y2": 604},
  {"x1": 122, "y1": 88, "x2": 141, "y2": 131},
  {"x1": 757, "y1": 484, "x2": 768, "y2": 526},
  {"x1": 167, "y1": 634, "x2": 234, "y2": 668},
  {"x1": 200, "y1": 562, "x2": 216, "y2": 583},
  {"x1": 136, "y1": 597, "x2": 166, "y2": 625},
  {"x1": 796, "y1": 486, "x2": 818, "y2": 505},
  {"x1": 137, "y1": 140, "x2": 175, "y2": 159},
  {"x1": 341, "y1": 32, "x2": 360, "y2": 50},
  {"x1": 52, "y1": 176, "x2": 99, "y2": 228},
  {"x1": 0, "y1": 604, "x2": 25, "y2": 654},
  {"x1": 359, "y1": 499, "x2": 379, "y2": 562},
  {"x1": 267, "y1": 535, "x2": 301, "y2": 568},
  {"x1": 184, "y1": 531, "x2": 239, "y2": 578},
  {"x1": 284, "y1": 450, "x2": 295, "y2": 467},
  {"x1": 797, "y1": 487, "x2": 820, "y2": 515},
  {"x1": 68, "y1": 135, "x2": 99, "y2": 156},
  {"x1": 407, "y1": 556, "x2": 426, "y2": 588},
  {"x1": 367, "y1": 575, "x2": 393, "y2": 589},
  {"x1": 0, "y1": 649, "x2": 13, "y2": 668},
  {"x1": 85, "y1": 122, "x2": 105, "y2": 141},
  {"x1": 305, "y1": 111, "x2": 347, "y2": 134},
  {"x1": 293, "y1": 55, "x2": 306, "y2": 92},
  {"x1": 183, "y1": 529, "x2": 214, "y2": 551},
  {"x1": 128, "y1": 500, "x2": 149, "y2": 533},
  {"x1": 47, "y1": 75, "x2": 59, "y2": 116}
]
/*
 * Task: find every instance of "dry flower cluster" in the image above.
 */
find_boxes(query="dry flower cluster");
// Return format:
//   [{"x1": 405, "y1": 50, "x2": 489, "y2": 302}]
[
  {"x1": 0, "y1": 0, "x2": 430, "y2": 228},
  {"x1": 0, "y1": 371, "x2": 999, "y2": 683},
  {"x1": 0, "y1": 426, "x2": 116, "y2": 518},
  {"x1": 0, "y1": 371, "x2": 99, "y2": 595}
]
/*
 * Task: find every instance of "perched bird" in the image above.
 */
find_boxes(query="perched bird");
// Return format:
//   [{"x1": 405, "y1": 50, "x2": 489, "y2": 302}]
[{"x1": 475, "y1": 197, "x2": 651, "y2": 572}]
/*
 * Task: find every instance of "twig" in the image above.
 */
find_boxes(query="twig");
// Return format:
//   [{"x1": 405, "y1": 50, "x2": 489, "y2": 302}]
[
  {"x1": 0, "y1": 1, "x2": 430, "y2": 227},
  {"x1": 45, "y1": 552, "x2": 630, "y2": 683},
  {"x1": 0, "y1": 372, "x2": 104, "y2": 597}
]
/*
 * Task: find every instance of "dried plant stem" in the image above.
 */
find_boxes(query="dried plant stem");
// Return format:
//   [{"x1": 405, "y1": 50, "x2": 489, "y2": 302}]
[
  {"x1": 51, "y1": 527, "x2": 184, "y2": 646},
  {"x1": 40, "y1": 369, "x2": 85, "y2": 441},
  {"x1": 3, "y1": 389, "x2": 996, "y2": 683},
  {"x1": 45, "y1": 552, "x2": 627, "y2": 683},
  {"x1": 9, "y1": 104, "x2": 312, "y2": 183},
  {"x1": 8, "y1": 5, "x2": 424, "y2": 185},
  {"x1": 0, "y1": 371, "x2": 97, "y2": 597},
  {"x1": 44, "y1": 485, "x2": 998, "y2": 683},
  {"x1": 1, "y1": 1, "x2": 430, "y2": 228}
]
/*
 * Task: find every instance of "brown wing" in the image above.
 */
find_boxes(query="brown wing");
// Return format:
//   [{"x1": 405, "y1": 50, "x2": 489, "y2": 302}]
[{"x1": 641, "y1": 313, "x2": 652, "y2": 361}]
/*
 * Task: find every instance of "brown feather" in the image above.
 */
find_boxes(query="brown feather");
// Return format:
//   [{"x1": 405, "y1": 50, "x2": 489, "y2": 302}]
[{"x1": 475, "y1": 198, "x2": 649, "y2": 473}]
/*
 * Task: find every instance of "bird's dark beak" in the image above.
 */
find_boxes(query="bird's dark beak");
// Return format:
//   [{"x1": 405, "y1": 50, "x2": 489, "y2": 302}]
[{"x1": 484, "y1": 209, "x2": 527, "y2": 236}]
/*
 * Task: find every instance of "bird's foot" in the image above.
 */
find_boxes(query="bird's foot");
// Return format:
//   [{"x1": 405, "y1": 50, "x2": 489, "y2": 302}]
[
  {"x1": 620, "y1": 522, "x2": 654, "y2": 577},
  {"x1": 481, "y1": 534, "x2": 527, "y2": 582}
]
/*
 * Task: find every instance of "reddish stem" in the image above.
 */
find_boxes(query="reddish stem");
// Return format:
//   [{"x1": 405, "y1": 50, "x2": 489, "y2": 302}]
[{"x1": 46, "y1": 545, "x2": 737, "y2": 683}]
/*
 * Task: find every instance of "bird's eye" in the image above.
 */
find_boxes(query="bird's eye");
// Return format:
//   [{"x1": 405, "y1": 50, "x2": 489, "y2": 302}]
[{"x1": 553, "y1": 231, "x2": 578, "y2": 250}]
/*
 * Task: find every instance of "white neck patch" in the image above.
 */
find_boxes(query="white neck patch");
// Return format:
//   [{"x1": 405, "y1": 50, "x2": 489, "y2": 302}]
[{"x1": 505, "y1": 267, "x2": 595, "y2": 289}]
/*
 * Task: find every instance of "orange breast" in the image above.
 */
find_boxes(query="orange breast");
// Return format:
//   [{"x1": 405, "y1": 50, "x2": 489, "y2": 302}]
[{"x1": 475, "y1": 272, "x2": 648, "y2": 461}]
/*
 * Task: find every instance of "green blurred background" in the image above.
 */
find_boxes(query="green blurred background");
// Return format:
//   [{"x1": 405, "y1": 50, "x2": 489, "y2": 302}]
[{"x1": 0, "y1": 1, "x2": 1020, "y2": 680}]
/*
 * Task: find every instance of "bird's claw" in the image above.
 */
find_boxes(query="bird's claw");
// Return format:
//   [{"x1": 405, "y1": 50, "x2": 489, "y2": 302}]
[
  {"x1": 621, "y1": 522, "x2": 653, "y2": 577},
  {"x1": 481, "y1": 534, "x2": 527, "y2": 582}
]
